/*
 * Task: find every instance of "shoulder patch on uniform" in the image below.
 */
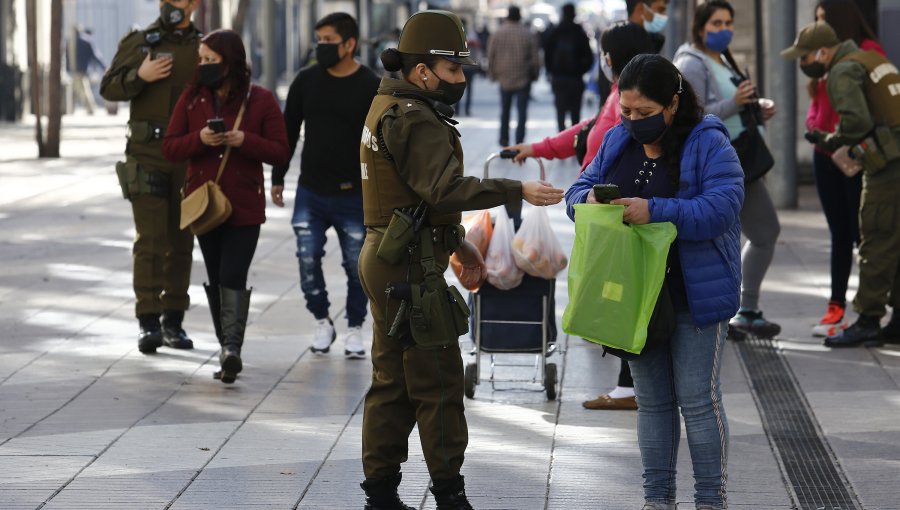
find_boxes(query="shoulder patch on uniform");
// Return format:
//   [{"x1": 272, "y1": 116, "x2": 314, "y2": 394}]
[{"x1": 397, "y1": 99, "x2": 423, "y2": 113}]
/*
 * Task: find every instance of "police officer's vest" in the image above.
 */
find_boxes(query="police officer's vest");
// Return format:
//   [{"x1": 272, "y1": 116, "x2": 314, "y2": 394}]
[
  {"x1": 840, "y1": 51, "x2": 900, "y2": 128},
  {"x1": 360, "y1": 94, "x2": 461, "y2": 227}
]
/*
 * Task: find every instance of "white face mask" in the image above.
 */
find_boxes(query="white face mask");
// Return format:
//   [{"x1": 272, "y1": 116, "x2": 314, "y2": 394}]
[
  {"x1": 644, "y1": 12, "x2": 668, "y2": 33},
  {"x1": 601, "y1": 54, "x2": 614, "y2": 82}
]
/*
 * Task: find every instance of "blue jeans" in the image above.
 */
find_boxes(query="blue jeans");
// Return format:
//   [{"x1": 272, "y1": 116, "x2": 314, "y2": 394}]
[
  {"x1": 629, "y1": 312, "x2": 729, "y2": 508},
  {"x1": 499, "y1": 84, "x2": 531, "y2": 145},
  {"x1": 291, "y1": 185, "x2": 367, "y2": 327}
]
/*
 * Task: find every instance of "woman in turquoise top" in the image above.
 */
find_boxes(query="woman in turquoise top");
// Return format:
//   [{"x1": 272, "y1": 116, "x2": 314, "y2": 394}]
[{"x1": 674, "y1": 0, "x2": 781, "y2": 341}]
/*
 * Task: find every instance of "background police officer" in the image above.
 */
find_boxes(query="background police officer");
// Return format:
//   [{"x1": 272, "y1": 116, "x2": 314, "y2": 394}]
[
  {"x1": 101, "y1": 0, "x2": 200, "y2": 353},
  {"x1": 358, "y1": 10, "x2": 564, "y2": 510},
  {"x1": 784, "y1": 21, "x2": 900, "y2": 348}
]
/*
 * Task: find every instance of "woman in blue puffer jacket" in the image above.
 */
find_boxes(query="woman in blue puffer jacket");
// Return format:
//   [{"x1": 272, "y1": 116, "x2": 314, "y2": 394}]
[{"x1": 565, "y1": 54, "x2": 743, "y2": 510}]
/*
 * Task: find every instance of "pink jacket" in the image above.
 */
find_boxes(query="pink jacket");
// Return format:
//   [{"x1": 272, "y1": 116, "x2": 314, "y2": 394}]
[
  {"x1": 806, "y1": 39, "x2": 885, "y2": 155},
  {"x1": 532, "y1": 83, "x2": 621, "y2": 172}
]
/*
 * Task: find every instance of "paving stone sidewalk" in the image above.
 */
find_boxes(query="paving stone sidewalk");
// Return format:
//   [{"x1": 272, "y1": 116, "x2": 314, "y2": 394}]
[{"x1": 1, "y1": 78, "x2": 898, "y2": 509}]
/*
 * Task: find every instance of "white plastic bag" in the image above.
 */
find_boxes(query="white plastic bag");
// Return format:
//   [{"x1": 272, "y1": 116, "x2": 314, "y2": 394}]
[
  {"x1": 485, "y1": 207, "x2": 523, "y2": 290},
  {"x1": 512, "y1": 206, "x2": 568, "y2": 279}
]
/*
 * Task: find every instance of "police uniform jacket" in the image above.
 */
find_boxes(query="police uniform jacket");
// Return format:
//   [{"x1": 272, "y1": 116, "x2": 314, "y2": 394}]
[
  {"x1": 162, "y1": 84, "x2": 289, "y2": 226},
  {"x1": 825, "y1": 41, "x2": 900, "y2": 168},
  {"x1": 100, "y1": 19, "x2": 200, "y2": 171},
  {"x1": 361, "y1": 78, "x2": 523, "y2": 229}
]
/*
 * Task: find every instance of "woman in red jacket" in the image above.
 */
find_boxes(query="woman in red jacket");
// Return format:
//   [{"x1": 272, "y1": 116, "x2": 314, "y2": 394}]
[
  {"x1": 163, "y1": 29, "x2": 289, "y2": 384},
  {"x1": 805, "y1": 0, "x2": 885, "y2": 338}
]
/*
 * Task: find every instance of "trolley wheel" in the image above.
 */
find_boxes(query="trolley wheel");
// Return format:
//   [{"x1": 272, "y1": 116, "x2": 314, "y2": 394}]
[
  {"x1": 464, "y1": 362, "x2": 477, "y2": 399},
  {"x1": 544, "y1": 363, "x2": 558, "y2": 401}
]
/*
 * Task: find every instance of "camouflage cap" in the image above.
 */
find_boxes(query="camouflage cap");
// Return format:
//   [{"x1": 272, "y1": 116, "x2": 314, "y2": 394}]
[
  {"x1": 398, "y1": 10, "x2": 477, "y2": 65},
  {"x1": 781, "y1": 21, "x2": 841, "y2": 60}
]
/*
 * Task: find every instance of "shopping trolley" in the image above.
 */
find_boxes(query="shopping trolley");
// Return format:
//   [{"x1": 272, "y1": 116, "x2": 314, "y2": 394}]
[{"x1": 464, "y1": 151, "x2": 560, "y2": 400}]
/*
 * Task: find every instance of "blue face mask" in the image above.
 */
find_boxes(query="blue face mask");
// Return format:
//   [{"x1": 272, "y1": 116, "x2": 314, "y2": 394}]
[
  {"x1": 705, "y1": 29, "x2": 733, "y2": 53},
  {"x1": 644, "y1": 12, "x2": 668, "y2": 33}
]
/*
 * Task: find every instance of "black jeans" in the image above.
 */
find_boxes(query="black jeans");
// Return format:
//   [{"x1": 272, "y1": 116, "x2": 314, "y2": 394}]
[
  {"x1": 813, "y1": 150, "x2": 862, "y2": 304},
  {"x1": 198, "y1": 224, "x2": 261, "y2": 291},
  {"x1": 551, "y1": 77, "x2": 585, "y2": 132},
  {"x1": 499, "y1": 83, "x2": 531, "y2": 145}
]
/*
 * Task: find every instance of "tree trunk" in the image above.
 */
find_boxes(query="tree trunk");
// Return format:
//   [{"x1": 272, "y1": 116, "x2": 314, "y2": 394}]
[
  {"x1": 25, "y1": 0, "x2": 44, "y2": 157},
  {"x1": 46, "y1": 0, "x2": 62, "y2": 158},
  {"x1": 232, "y1": 0, "x2": 251, "y2": 35}
]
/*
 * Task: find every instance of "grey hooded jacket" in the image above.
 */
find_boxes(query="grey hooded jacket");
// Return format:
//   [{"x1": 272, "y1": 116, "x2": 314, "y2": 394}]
[{"x1": 673, "y1": 43, "x2": 742, "y2": 123}]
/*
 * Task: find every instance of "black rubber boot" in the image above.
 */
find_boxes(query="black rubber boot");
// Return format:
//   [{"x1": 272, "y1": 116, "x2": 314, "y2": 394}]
[
  {"x1": 161, "y1": 310, "x2": 194, "y2": 349},
  {"x1": 204, "y1": 283, "x2": 223, "y2": 344},
  {"x1": 361, "y1": 473, "x2": 415, "y2": 510},
  {"x1": 430, "y1": 475, "x2": 474, "y2": 510},
  {"x1": 204, "y1": 284, "x2": 229, "y2": 380},
  {"x1": 825, "y1": 315, "x2": 883, "y2": 348},
  {"x1": 137, "y1": 314, "x2": 163, "y2": 354},
  {"x1": 219, "y1": 287, "x2": 251, "y2": 384}
]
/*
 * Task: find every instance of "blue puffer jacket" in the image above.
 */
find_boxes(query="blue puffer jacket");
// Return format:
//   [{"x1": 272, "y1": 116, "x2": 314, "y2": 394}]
[{"x1": 565, "y1": 115, "x2": 744, "y2": 327}]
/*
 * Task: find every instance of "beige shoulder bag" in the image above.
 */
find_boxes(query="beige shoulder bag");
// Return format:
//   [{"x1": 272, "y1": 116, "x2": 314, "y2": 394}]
[{"x1": 179, "y1": 96, "x2": 248, "y2": 236}]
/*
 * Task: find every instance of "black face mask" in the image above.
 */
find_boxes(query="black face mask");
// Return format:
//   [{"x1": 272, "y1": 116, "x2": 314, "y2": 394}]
[
  {"x1": 428, "y1": 67, "x2": 467, "y2": 106},
  {"x1": 160, "y1": 2, "x2": 186, "y2": 29},
  {"x1": 620, "y1": 111, "x2": 669, "y2": 145},
  {"x1": 800, "y1": 61, "x2": 827, "y2": 79},
  {"x1": 316, "y1": 43, "x2": 342, "y2": 69},
  {"x1": 199, "y1": 63, "x2": 224, "y2": 89}
]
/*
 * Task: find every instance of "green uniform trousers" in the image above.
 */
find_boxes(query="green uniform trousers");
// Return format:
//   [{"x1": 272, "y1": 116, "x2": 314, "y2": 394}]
[
  {"x1": 358, "y1": 229, "x2": 468, "y2": 482},
  {"x1": 130, "y1": 166, "x2": 193, "y2": 316},
  {"x1": 854, "y1": 162, "x2": 900, "y2": 318}
]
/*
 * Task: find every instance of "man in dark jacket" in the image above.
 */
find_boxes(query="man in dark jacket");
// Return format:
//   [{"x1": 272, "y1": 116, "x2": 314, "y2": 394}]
[
  {"x1": 543, "y1": 3, "x2": 593, "y2": 131},
  {"x1": 69, "y1": 27, "x2": 105, "y2": 114}
]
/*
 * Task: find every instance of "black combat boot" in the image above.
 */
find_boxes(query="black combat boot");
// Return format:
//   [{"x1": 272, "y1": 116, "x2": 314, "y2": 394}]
[
  {"x1": 361, "y1": 473, "x2": 415, "y2": 510},
  {"x1": 137, "y1": 314, "x2": 163, "y2": 354},
  {"x1": 218, "y1": 286, "x2": 251, "y2": 384},
  {"x1": 430, "y1": 475, "x2": 474, "y2": 510},
  {"x1": 161, "y1": 310, "x2": 194, "y2": 349},
  {"x1": 825, "y1": 314, "x2": 883, "y2": 348},
  {"x1": 881, "y1": 314, "x2": 900, "y2": 345}
]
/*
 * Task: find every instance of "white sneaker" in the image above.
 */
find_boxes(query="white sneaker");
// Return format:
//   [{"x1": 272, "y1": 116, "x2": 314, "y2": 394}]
[
  {"x1": 311, "y1": 318, "x2": 335, "y2": 354},
  {"x1": 343, "y1": 326, "x2": 366, "y2": 359}
]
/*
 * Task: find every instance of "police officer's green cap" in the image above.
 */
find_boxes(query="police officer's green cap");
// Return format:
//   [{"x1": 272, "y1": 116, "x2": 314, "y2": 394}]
[
  {"x1": 781, "y1": 21, "x2": 840, "y2": 60},
  {"x1": 398, "y1": 10, "x2": 476, "y2": 65}
]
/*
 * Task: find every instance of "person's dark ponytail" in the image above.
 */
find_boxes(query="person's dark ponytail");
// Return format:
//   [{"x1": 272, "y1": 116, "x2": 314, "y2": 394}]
[{"x1": 381, "y1": 48, "x2": 403, "y2": 73}]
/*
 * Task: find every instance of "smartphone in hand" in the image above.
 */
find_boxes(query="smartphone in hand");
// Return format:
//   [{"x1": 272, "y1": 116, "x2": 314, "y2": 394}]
[
  {"x1": 593, "y1": 184, "x2": 621, "y2": 204},
  {"x1": 207, "y1": 118, "x2": 227, "y2": 134},
  {"x1": 154, "y1": 51, "x2": 173, "y2": 62}
]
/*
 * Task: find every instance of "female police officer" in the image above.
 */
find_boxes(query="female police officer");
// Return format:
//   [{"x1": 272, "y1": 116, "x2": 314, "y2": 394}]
[{"x1": 358, "y1": 10, "x2": 564, "y2": 510}]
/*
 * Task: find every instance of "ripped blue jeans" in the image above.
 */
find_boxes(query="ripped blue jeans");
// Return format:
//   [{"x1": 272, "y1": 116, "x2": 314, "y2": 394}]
[{"x1": 291, "y1": 185, "x2": 367, "y2": 328}]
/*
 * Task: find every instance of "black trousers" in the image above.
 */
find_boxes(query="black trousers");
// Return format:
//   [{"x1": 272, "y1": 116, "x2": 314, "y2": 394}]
[
  {"x1": 812, "y1": 150, "x2": 861, "y2": 304},
  {"x1": 551, "y1": 77, "x2": 585, "y2": 132},
  {"x1": 198, "y1": 224, "x2": 261, "y2": 290}
]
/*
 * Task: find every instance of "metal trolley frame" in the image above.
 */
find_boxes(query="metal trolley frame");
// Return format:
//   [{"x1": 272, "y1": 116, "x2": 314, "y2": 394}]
[{"x1": 464, "y1": 152, "x2": 559, "y2": 400}]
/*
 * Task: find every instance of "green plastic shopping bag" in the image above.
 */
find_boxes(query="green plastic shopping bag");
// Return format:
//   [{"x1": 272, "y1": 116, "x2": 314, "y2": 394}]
[{"x1": 562, "y1": 204, "x2": 677, "y2": 354}]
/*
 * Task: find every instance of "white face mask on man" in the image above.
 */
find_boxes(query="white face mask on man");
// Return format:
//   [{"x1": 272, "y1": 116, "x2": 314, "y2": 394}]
[{"x1": 644, "y1": 11, "x2": 668, "y2": 33}]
